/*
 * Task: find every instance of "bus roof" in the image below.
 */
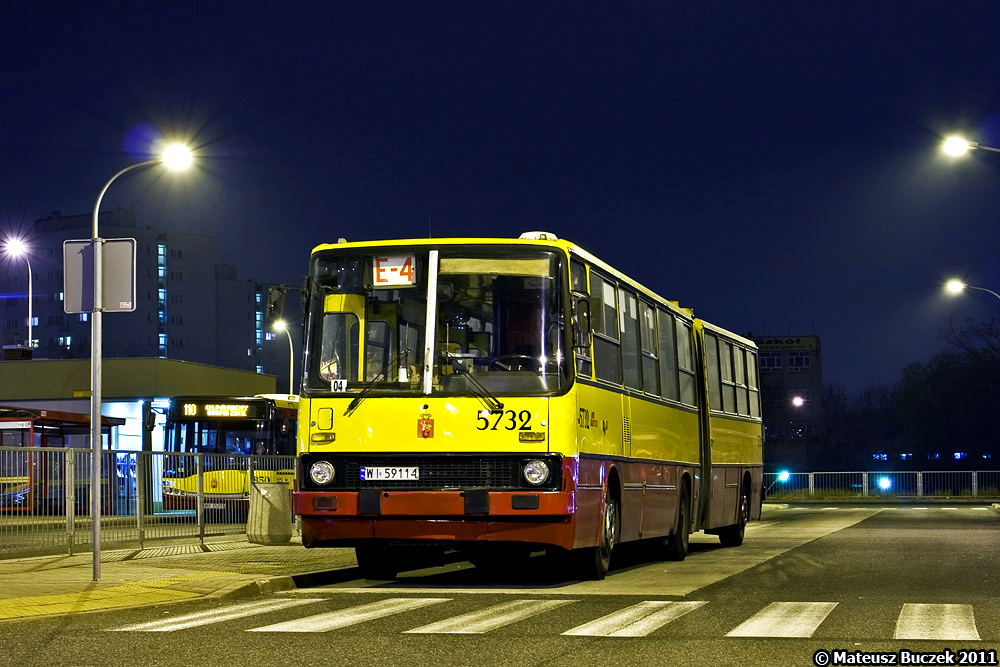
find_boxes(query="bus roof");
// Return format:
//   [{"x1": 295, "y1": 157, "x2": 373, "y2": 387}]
[{"x1": 310, "y1": 234, "x2": 750, "y2": 346}]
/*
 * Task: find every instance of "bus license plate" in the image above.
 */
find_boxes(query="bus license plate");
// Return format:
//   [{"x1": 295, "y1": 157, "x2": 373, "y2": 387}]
[{"x1": 361, "y1": 466, "x2": 419, "y2": 481}]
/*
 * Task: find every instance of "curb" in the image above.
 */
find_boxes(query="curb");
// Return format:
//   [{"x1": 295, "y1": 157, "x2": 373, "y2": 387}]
[{"x1": 208, "y1": 565, "x2": 360, "y2": 600}]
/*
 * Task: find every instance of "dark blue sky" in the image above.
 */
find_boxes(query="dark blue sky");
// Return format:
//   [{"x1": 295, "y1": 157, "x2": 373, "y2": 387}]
[{"x1": 3, "y1": 2, "x2": 1000, "y2": 392}]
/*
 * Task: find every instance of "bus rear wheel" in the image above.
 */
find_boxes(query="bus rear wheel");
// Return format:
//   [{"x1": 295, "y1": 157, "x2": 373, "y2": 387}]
[
  {"x1": 718, "y1": 484, "x2": 750, "y2": 547},
  {"x1": 572, "y1": 491, "x2": 619, "y2": 580},
  {"x1": 662, "y1": 482, "x2": 690, "y2": 561},
  {"x1": 355, "y1": 544, "x2": 399, "y2": 580}
]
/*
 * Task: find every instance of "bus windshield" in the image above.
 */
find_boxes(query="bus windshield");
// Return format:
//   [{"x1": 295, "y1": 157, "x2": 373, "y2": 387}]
[
  {"x1": 304, "y1": 247, "x2": 568, "y2": 396},
  {"x1": 164, "y1": 420, "x2": 269, "y2": 456}
]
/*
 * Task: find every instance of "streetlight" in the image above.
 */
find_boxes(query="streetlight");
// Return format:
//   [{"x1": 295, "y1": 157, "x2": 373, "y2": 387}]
[
  {"x1": 944, "y1": 279, "x2": 1000, "y2": 303},
  {"x1": 942, "y1": 135, "x2": 1000, "y2": 156},
  {"x1": 89, "y1": 142, "x2": 193, "y2": 581},
  {"x1": 3, "y1": 238, "x2": 32, "y2": 350},
  {"x1": 273, "y1": 320, "x2": 295, "y2": 395}
]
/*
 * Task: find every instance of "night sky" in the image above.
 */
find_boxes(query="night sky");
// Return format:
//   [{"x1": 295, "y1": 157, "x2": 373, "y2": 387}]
[{"x1": 3, "y1": 2, "x2": 1000, "y2": 393}]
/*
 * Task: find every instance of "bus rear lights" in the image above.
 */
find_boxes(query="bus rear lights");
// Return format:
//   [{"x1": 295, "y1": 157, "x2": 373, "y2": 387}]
[
  {"x1": 309, "y1": 460, "x2": 336, "y2": 485},
  {"x1": 519, "y1": 432, "x2": 545, "y2": 442},
  {"x1": 523, "y1": 459, "x2": 550, "y2": 485},
  {"x1": 311, "y1": 433, "x2": 336, "y2": 443}
]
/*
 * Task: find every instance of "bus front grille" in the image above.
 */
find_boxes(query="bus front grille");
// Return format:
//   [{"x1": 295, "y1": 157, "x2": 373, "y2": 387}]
[{"x1": 299, "y1": 454, "x2": 562, "y2": 491}]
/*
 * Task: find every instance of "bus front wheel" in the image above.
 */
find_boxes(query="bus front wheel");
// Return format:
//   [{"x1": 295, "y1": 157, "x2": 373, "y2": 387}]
[{"x1": 572, "y1": 491, "x2": 619, "y2": 580}]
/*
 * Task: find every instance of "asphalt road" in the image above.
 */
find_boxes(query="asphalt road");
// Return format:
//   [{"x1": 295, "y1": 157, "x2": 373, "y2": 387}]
[{"x1": 3, "y1": 505, "x2": 999, "y2": 667}]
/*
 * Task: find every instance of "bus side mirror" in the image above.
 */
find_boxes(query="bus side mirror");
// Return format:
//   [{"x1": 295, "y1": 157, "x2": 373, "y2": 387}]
[{"x1": 265, "y1": 286, "x2": 286, "y2": 323}]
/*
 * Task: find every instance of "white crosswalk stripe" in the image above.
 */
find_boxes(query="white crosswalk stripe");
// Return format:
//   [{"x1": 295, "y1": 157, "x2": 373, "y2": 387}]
[
  {"x1": 405, "y1": 599, "x2": 575, "y2": 634},
  {"x1": 250, "y1": 598, "x2": 449, "y2": 633},
  {"x1": 562, "y1": 600, "x2": 707, "y2": 637},
  {"x1": 111, "y1": 598, "x2": 318, "y2": 632},
  {"x1": 726, "y1": 602, "x2": 838, "y2": 638},
  {"x1": 894, "y1": 603, "x2": 980, "y2": 640}
]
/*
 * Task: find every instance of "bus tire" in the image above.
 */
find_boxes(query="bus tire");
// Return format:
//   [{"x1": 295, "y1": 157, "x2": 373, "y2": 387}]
[
  {"x1": 573, "y1": 491, "x2": 619, "y2": 580},
  {"x1": 718, "y1": 483, "x2": 750, "y2": 547},
  {"x1": 663, "y1": 481, "x2": 690, "y2": 562},
  {"x1": 355, "y1": 544, "x2": 399, "y2": 580}
]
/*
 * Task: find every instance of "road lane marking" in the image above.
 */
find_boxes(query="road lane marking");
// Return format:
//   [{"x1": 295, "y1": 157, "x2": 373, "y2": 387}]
[
  {"x1": 562, "y1": 600, "x2": 707, "y2": 637},
  {"x1": 894, "y1": 603, "x2": 980, "y2": 640},
  {"x1": 250, "y1": 598, "x2": 448, "y2": 632},
  {"x1": 405, "y1": 599, "x2": 574, "y2": 634},
  {"x1": 111, "y1": 598, "x2": 317, "y2": 632},
  {"x1": 726, "y1": 602, "x2": 837, "y2": 638}
]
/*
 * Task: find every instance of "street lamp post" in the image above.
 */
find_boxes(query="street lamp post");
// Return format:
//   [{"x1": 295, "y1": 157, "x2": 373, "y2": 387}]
[
  {"x1": 89, "y1": 144, "x2": 192, "y2": 581},
  {"x1": 945, "y1": 279, "x2": 1000, "y2": 303},
  {"x1": 3, "y1": 239, "x2": 32, "y2": 350},
  {"x1": 273, "y1": 320, "x2": 295, "y2": 394}
]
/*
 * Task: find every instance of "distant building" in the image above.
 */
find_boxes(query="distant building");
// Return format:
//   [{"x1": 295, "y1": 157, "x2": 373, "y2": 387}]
[
  {"x1": 0, "y1": 209, "x2": 295, "y2": 390},
  {"x1": 752, "y1": 335, "x2": 825, "y2": 470}
]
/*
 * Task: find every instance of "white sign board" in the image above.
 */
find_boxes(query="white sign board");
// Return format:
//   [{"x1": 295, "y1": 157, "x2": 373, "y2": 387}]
[
  {"x1": 372, "y1": 254, "x2": 416, "y2": 287},
  {"x1": 63, "y1": 238, "x2": 137, "y2": 313},
  {"x1": 0, "y1": 421, "x2": 32, "y2": 429}
]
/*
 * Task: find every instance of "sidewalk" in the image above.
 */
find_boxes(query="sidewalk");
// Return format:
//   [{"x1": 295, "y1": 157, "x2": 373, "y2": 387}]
[{"x1": 0, "y1": 535, "x2": 358, "y2": 621}]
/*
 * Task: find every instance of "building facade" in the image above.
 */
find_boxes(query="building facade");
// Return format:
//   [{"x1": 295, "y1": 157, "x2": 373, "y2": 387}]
[
  {"x1": 1, "y1": 209, "x2": 294, "y2": 389},
  {"x1": 753, "y1": 335, "x2": 825, "y2": 471}
]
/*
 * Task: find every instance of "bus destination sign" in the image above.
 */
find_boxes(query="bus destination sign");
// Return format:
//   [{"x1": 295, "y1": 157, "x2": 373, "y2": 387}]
[{"x1": 181, "y1": 403, "x2": 251, "y2": 418}]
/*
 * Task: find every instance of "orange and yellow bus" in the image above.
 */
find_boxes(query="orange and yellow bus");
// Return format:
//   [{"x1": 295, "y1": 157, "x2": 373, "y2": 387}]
[{"x1": 292, "y1": 233, "x2": 762, "y2": 579}]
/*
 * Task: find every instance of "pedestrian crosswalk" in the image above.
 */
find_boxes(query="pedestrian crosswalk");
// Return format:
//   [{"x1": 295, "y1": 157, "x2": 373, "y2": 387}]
[{"x1": 109, "y1": 597, "x2": 993, "y2": 640}]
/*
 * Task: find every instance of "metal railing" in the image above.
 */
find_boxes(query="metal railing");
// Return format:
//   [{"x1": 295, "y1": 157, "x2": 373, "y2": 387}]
[
  {"x1": 764, "y1": 470, "x2": 1000, "y2": 501},
  {"x1": 0, "y1": 447, "x2": 297, "y2": 558}
]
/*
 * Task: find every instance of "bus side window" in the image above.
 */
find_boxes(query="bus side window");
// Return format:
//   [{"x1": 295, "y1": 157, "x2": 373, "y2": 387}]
[
  {"x1": 705, "y1": 332, "x2": 722, "y2": 411},
  {"x1": 592, "y1": 274, "x2": 622, "y2": 384},
  {"x1": 677, "y1": 320, "x2": 698, "y2": 406},
  {"x1": 657, "y1": 309, "x2": 678, "y2": 401},
  {"x1": 619, "y1": 287, "x2": 641, "y2": 390}
]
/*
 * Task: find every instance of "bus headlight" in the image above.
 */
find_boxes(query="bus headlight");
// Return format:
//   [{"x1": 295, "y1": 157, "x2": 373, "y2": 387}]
[
  {"x1": 309, "y1": 461, "x2": 335, "y2": 486},
  {"x1": 523, "y1": 459, "x2": 550, "y2": 486}
]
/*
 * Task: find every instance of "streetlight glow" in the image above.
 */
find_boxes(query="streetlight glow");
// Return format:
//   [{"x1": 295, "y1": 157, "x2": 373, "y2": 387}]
[
  {"x1": 791, "y1": 396, "x2": 805, "y2": 408},
  {"x1": 943, "y1": 136, "x2": 972, "y2": 156},
  {"x1": 4, "y1": 237, "x2": 28, "y2": 258},
  {"x1": 161, "y1": 143, "x2": 193, "y2": 171}
]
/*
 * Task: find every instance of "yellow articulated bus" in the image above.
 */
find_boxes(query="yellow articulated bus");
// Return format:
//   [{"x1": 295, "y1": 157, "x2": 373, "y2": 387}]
[
  {"x1": 292, "y1": 232, "x2": 762, "y2": 579},
  {"x1": 161, "y1": 394, "x2": 298, "y2": 516}
]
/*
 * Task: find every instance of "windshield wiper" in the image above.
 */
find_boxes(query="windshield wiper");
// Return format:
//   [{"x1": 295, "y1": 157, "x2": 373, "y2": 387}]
[
  {"x1": 343, "y1": 349, "x2": 407, "y2": 417},
  {"x1": 452, "y1": 366, "x2": 504, "y2": 413}
]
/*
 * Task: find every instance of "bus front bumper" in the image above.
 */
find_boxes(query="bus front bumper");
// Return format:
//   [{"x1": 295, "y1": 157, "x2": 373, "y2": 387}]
[{"x1": 294, "y1": 490, "x2": 578, "y2": 550}]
